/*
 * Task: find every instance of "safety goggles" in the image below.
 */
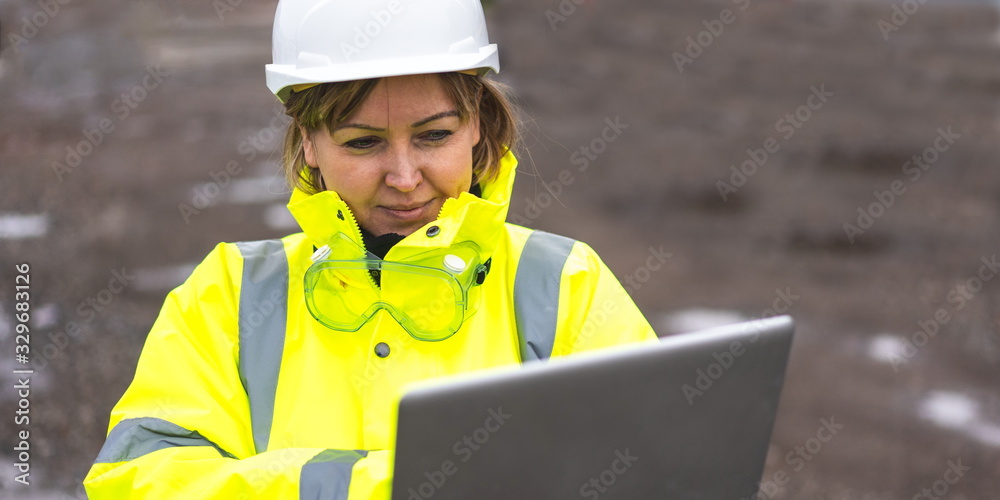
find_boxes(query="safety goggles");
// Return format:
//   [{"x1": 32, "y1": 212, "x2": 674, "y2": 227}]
[{"x1": 304, "y1": 232, "x2": 490, "y2": 341}]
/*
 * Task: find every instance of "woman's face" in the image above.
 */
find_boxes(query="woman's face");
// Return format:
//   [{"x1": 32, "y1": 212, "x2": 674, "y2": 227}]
[{"x1": 301, "y1": 74, "x2": 480, "y2": 237}]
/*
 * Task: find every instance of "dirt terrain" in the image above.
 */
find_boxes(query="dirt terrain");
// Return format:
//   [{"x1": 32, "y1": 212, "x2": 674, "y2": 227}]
[{"x1": 1, "y1": 0, "x2": 999, "y2": 497}]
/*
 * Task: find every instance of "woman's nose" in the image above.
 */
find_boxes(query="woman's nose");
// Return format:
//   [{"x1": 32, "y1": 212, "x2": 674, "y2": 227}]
[{"x1": 384, "y1": 148, "x2": 422, "y2": 192}]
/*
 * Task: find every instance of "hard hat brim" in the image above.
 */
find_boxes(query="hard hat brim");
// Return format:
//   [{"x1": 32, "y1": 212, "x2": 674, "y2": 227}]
[{"x1": 266, "y1": 46, "x2": 499, "y2": 103}]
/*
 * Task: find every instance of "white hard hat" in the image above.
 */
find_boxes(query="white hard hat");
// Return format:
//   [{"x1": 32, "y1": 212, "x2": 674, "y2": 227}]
[{"x1": 266, "y1": 0, "x2": 500, "y2": 102}]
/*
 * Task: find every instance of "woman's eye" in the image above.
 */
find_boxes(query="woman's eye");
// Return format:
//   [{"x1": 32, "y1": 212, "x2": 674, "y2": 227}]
[
  {"x1": 345, "y1": 137, "x2": 379, "y2": 149},
  {"x1": 424, "y1": 130, "x2": 453, "y2": 142}
]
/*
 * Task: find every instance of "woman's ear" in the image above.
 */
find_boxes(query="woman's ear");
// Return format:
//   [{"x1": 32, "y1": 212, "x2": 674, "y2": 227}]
[
  {"x1": 300, "y1": 125, "x2": 318, "y2": 168},
  {"x1": 470, "y1": 113, "x2": 482, "y2": 147}
]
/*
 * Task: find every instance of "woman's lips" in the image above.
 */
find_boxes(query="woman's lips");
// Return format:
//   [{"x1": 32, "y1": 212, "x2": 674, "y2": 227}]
[{"x1": 379, "y1": 200, "x2": 433, "y2": 221}]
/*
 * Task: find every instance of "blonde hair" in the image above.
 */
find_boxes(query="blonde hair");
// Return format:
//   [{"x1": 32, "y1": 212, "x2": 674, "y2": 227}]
[{"x1": 281, "y1": 73, "x2": 520, "y2": 194}]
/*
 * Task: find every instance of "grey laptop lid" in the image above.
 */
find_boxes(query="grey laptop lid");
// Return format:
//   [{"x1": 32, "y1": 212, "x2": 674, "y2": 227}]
[{"x1": 392, "y1": 315, "x2": 794, "y2": 500}]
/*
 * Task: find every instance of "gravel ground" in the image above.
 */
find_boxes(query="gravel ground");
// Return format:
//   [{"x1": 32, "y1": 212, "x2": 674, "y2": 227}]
[{"x1": 0, "y1": 0, "x2": 998, "y2": 497}]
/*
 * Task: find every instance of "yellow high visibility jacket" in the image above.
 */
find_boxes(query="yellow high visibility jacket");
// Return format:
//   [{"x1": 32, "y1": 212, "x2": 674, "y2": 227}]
[{"x1": 84, "y1": 152, "x2": 656, "y2": 499}]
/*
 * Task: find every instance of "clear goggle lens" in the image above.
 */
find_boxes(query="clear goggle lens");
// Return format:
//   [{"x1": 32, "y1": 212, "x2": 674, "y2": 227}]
[{"x1": 304, "y1": 236, "x2": 487, "y2": 341}]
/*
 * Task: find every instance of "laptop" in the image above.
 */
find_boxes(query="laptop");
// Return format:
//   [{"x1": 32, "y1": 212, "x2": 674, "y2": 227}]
[{"x1": 391, "y1": 315, "x2": 795, "y2": 499}]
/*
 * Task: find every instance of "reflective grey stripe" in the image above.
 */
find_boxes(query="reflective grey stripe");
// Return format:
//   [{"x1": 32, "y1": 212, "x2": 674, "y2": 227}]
[
  {"x1": 300, "y1": 450, "x2": 369, "y2": 500},
  {"x1": 94, "y1": 417, "x2": 235, "y2": 463},
  {"x1": 513, "y1": 231, "x2": 576, "y2": 362},
  {"x1": 236, "y1": 239, "x2": 289, "y2": 454}
]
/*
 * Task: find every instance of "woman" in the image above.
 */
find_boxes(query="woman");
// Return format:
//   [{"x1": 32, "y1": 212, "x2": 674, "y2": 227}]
[{"x1": 84, "y1": 0, "x2": 656, "y2": 497}]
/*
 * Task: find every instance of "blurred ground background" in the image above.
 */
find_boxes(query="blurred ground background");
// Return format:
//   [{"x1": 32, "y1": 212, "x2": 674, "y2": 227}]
[{"x1": 1, "y1": 0, "x2": 999, "y2": 498}]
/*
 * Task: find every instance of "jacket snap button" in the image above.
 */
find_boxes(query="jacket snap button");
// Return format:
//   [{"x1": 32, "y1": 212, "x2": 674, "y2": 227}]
[
  {"x1": 426, "y1": 225, "x2": 440, "y2": 237},
  {"x1": 374, "y1": 342, "x2": 390, "y2": 358}
]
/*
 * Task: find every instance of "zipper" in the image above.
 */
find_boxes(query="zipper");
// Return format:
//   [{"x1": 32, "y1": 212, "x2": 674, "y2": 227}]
[
  {"x1": 340, "y1": 206, "x2": 367, "y2": 254},
  {"x1": 341, "y1": 206, "x2": 383, "y2": 289}
]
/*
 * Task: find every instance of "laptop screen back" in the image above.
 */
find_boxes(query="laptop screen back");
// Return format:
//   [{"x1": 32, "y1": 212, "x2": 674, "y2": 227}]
[{"x1": 392, "y1": 316, "x2": 794, "y2": 499}]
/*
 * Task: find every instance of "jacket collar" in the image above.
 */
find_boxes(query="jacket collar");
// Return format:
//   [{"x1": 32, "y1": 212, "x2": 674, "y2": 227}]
[{"x1": 288, "y1": 150, "x2": 517, "y2": 262}]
